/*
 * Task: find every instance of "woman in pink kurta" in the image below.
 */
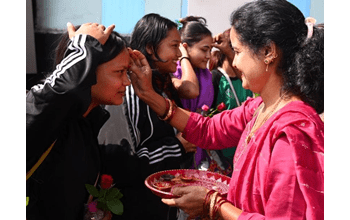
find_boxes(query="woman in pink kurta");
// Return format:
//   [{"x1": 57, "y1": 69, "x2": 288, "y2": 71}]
[
  {"x1": 127, "y1": 0, "x2": 324, "y2": 219},
  {"x1": 183, "y1": 97, "x2": 324, "y2": 219}
]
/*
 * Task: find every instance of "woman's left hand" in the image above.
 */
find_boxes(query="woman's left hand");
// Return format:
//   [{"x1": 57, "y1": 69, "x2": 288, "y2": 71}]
[{"x1": 162, "y1": 186, "x2": 208, "y2": 218}]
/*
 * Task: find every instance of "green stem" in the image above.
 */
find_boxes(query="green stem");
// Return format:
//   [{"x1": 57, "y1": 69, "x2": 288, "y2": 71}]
[{"x1": 208, "y1": 109, "x2": 218, "y2": 117}]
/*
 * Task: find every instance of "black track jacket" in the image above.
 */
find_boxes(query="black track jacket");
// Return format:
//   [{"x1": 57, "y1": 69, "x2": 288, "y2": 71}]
[{"x1": 26, "y1": 34, "x2": 110, "y2": 220}]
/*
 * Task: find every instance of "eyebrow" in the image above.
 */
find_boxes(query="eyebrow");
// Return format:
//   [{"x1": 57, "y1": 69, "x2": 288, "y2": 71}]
[{"x1": 114, "y1": 65, "x2": 129, "y2": 71}]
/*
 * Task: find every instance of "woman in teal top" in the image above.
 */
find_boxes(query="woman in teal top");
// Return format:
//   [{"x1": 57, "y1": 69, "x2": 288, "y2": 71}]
[{"x1": 211, "y1": 64, "x2": 253, "y2": 109}]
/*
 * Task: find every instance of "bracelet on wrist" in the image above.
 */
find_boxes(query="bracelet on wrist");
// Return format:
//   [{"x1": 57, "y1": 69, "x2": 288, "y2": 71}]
[
  {"x1": 212, "y1": 197, "x2": 230, "y2": 219},
  {"x1": 209, "y1": 192, "x2": 219, "y2": 219},
  {"x1": 158, "y1": 98, "x2": 177, "y2": 122},
  {"x1": 180, "y1": 56, "x2": 190, "y2": 63},
  {"x1": 158, "y1": 97, "x2": 170, "y2": 119},
  {"x1": 166, "y1": 100, "x2": 177, "y2": 122},
  {"x1": 202, "y1": 190, "x2": 216, "y2": 218}
]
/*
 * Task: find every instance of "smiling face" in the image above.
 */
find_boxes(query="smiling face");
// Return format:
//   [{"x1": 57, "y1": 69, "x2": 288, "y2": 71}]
[
  {"x1": 152, "y1": 27, "x2": 182, "y2": 74},
  {"x1": 91, "y1": 48, "x2": 131, "y2": 106},
  {"x1": 230, "y1": 27, "x2": 268, "y2": 93},
  {"x1": 187, "y1": 35, "x2": 213, "y2": 69}
]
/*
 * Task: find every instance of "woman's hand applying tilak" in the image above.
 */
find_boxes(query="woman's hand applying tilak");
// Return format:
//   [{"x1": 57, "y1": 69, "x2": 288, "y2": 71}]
[{"x1": 127, "y1": 49, "x2": 153, "y2": 99}]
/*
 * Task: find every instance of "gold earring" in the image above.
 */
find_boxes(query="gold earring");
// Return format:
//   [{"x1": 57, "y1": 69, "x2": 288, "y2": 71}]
[{"x1": 264, "y1": 59, "x2": 269, "y2": 72}]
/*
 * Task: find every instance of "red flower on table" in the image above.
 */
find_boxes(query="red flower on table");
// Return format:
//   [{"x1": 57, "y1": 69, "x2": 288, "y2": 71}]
[{"x1": 100, "y1": 174, "x2": 114, "y2": 189}]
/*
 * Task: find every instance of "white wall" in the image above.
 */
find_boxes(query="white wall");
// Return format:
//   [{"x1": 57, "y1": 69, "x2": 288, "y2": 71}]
[
  {"x1": 188, "y1": 0, "x2": 251, "y2": 36},
  {"x1": 35, "y1": 0, "x2": 102, "y2": 32},
  {"x1": 310, "y1": 0, "x2": 324, "y2": 23},
  {"x1": 145, "y1": 0, "x2": 182, "y2": 21},
  {"x1": 188, "y1": 0, "x2": 323, "y2": 36}
]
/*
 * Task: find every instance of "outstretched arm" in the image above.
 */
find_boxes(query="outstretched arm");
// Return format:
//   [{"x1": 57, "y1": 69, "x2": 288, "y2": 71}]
[{"x1": 128, "y1": 49, "x2": 191, "y2": 132}]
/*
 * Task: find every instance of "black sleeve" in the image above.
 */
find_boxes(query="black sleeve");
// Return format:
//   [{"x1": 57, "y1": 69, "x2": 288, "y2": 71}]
[
  {"x1": 211, "y1": 69, "x2": 222, "y2": 108},
  {"x1": 125, "y1": 85, "x2": 185, "y2": 178},
  {"x1": 26, "y1": 34, "x2": 104, "y2": 160}
]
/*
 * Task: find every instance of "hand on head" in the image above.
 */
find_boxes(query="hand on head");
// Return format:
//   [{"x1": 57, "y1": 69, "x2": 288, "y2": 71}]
[
  {"x1": 212, "y1": 31, "x2": 233, "y2": 57},
  {"x1": 66, "y1": 22, "x2": 115, "y2": 45},
  {"x1": 179, "y1": 43, "x2": 189, "y2": 58}
]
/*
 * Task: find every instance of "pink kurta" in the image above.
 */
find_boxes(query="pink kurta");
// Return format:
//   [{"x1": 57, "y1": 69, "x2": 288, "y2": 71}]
[{"x1": 183, "y1": 97, "x2": 324, "y2": 219}]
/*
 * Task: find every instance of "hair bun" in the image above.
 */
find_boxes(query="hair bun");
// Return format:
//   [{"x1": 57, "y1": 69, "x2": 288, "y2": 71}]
[{"x1": 180, "y1": 16, "x2": 207, "y2": 26}]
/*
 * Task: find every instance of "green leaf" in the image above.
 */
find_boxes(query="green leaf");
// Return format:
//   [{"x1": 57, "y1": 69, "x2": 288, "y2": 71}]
[
  {"x1": 85, "y1": 184, "x2": 100, "y2": 197},
  {"x1": 106, "y1": 188, "x2": 123, "y2": 200},
  {"x1": 97, "y1": 201, "x2": 108, "y2": 211},
  {"x1": 107, "y1": 199, "x2": 124, "y2": 215},
  {"x1": 26, "y1": 197, "x2": 29, "y2": 206},
  {"x1": 99, "y1": 188, "x2": 107, "y2": 199}
]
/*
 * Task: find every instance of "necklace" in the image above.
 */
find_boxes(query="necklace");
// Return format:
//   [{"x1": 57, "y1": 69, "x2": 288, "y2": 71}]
[
  {"x1": 233, "y1": 92, "x2": 288, "y2": 166},
  {"x1": 245, "y1": 92, "x2": 287, "y2": 144}
]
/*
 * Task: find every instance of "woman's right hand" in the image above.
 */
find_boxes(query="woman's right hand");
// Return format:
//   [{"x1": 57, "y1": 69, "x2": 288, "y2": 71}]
[
  {"x1": 128, "y1": 49, "x2": 154, "y2": 99},
  {"x1": 67, "y1": 22, "x2": 115, "y2": 45}
]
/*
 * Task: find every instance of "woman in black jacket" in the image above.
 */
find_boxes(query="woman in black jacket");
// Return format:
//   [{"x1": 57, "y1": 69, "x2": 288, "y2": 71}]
[
  {"x1": 98, "y1": 14, "x2": 197, "y2": 220},
  {"x1": 26, "y1": 23, "x2": 130, "y2": 220}
]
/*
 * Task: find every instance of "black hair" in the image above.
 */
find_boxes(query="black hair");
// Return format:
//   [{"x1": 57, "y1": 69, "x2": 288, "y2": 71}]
[
  {"x1": 209, "y1": 50, "x2": 225, "y2": 71},
  {"x1": 230, "y1": 0, "x2": 324, "y2": 114},
  {"x1": 179, "y1": 16, "x2": 212, "y2": 46},
  {"x1": 129, "y1": 13, "x2": 178, "y2": 67},
  {"x1": 54, "y1": 25, "x2": 128, "y2": 67},
  {"x1": 129, "y1": 13, "x2": 181, "y2": 103}
]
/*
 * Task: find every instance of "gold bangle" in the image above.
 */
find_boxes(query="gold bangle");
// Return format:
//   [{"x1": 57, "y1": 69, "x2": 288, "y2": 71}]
[
  {"x1": 203, "y1": 190, "x2": 216, "y2": 218},
  {"x1": 166, "y1": 100, "x2": 177, "y2": 122},
  {"x1": 158, "y1": 97, "x2": 170, "y2": 120},
  {"x1": 209, "y1": 192, "x2": 219, "y2": 219},
  {"x1": 213, "y1": 198, "x2": 229, "y2": 219},
  {"x1": 159, "y1": 99, "x2": 174, "y2": 121}
]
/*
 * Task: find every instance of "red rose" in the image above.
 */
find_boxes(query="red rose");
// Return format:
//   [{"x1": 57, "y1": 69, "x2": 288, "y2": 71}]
[
  {"x1": 100, "y1": 174, "x2": 114, "y2": 189},
  {"x1": 217, "y1": 102, "x2": 226, "y2": 111}
]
